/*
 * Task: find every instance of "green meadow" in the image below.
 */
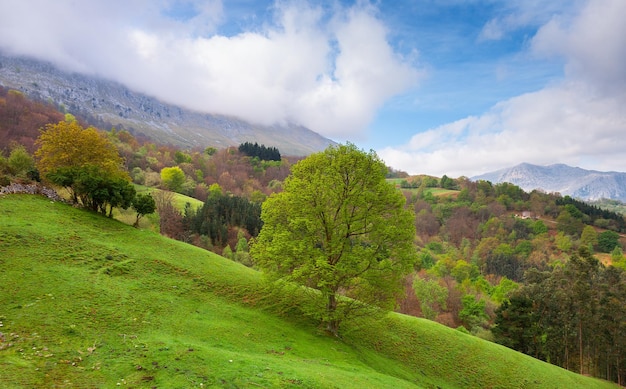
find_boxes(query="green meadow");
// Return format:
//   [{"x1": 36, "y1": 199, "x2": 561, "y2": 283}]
[{"x1": 0, "y1": 194, "x2": 618, "y2": 388}]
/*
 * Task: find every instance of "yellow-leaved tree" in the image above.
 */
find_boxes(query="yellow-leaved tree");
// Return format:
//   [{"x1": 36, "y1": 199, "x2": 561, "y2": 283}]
[
  {"x1": 35, "y1": 119, "x2": 125, "y2": 179},
  {"x1": 34, "y1": 119, "x2": 135, "y2": 216}
]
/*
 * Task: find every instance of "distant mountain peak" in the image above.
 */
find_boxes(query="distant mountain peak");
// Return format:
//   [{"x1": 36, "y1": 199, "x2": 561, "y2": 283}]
[
  {"x1": 0, "y1": 53, "x2": 335, "y2": 156},
  {"x1": 472, "y1": 162, "x2": 626, "y2": 202}
]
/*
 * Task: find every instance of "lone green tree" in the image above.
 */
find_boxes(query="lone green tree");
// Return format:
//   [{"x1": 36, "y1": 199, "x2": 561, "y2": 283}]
[
  {"x1": 251, "y1": 143, "x2": 416, "y2": 335},
  {"x1": 132, "y1": 193, "x2": 156, "y2": 227}
]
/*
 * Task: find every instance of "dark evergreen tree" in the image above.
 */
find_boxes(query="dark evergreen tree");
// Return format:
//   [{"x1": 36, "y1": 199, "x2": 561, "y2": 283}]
[
  {"x1": 493, "y1": 294, "x2": 543, "y2": 357},
  {"x1": 238, "y1": 141, "x2": 281, "y2": 161},
  {"x1": 187, "y1": 191, "x2": 262, "y2": 247}
]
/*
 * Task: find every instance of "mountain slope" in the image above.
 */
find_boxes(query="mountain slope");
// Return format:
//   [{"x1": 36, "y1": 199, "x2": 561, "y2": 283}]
[
  {"x1": 472, "y1": 162, "x2": 626, "y2": 202},
  {"x1": 0, "y1": 194, "x2": 617, "y2": 388},
  {"x1": 0, "y1": 53, "x2": 334, "y2": 156}
]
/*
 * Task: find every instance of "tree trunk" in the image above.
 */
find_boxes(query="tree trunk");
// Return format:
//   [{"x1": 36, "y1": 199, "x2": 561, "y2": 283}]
[
  {"x1": 326, "y1": 293, "x2": 340, "y2": 336},
  {"x1": 579, "y1": 318, "x2": 583, "y2": 375},
  {"x1": 617, "y1": 354, "x2": 622, "y2": 387}
]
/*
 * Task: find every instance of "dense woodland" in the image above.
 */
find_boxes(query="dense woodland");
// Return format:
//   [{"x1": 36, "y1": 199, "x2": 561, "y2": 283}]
[
  {"x1": 1, "y1": 88, "x2": 625, "y2": 385},
  {"x1": 0, "y1": 86, "x2": 65, "y2": 152},
  {"x1": 398, "y1": 178, "x2": 626, "y2": 384}
]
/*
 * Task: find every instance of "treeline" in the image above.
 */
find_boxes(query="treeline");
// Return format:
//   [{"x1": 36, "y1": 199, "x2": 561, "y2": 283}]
[
  {"x1": 238, "y1": 141, "x2": 281, "y2": 161},
  {"x1": 557, "y1": 195, "x2": 626, "y2": 232},
  {"x1": 400, "y1": 174, "x2": 458, "y2": 190},
  {"x1": 494, "y1": 248, "x2": 626, "y2": 384}
]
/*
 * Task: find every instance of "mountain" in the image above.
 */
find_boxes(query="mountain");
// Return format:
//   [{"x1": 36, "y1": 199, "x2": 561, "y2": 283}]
[
  {"x1": 472, "y1": 162, "x2": 626, "y2": 202},
  {"x1": 0, "y1": 53, "x2": 334, "y2": 156}
]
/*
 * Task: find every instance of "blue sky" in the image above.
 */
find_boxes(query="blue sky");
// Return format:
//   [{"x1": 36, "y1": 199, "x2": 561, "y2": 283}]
[
  {"x1": 1, "y1": 0, "x2": 625, "y2": 177},
  {"x1": 364, "y1": 2, "x2": 565, "y2": 147}
]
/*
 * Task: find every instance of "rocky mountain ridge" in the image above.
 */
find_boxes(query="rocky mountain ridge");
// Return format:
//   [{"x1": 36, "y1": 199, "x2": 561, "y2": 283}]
[
  {"x1": 472, "y1": 162, "x2": 626, "y2": 202},
  {"x1": 0, "y1": 53, "x2": 334, "y2": 156}
]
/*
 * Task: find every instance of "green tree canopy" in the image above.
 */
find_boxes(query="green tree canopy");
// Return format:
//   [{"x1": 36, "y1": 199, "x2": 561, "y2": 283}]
[
  {"x1": 493, "y1": 294, "x2": 540, "y2": 355},
  {"x1": 459, "y1": 295, "x2": 488, "y2": 331},
  {"x1": 7, "y1": 145, "x2": 35, "y2": 178},
  {"x1": 597, "y1": 230, "x2": 620, "y2": 253},
  {"x1": 47, "y1": 165, "x2": 135, "y2": 216},
  {"x1": 439, "y1": 174, "x2": 457, "y2": 190},
  {"x1": 556, "y1": 209, "x2": 584, "y2": 237},
  {"x1": 251, "y1": 143, "x2": 416, "y2": 335},
  {"x1": 580, "y1": 225, "x2": 598, "y2": 250},
  {"x1": 160, "y1": 166, "x2": 185, "y2": 192},
  {"x1": 413, "y1": 276, "x2": 448, "y2": 320},
  {"x1": 132, "y1": 193, "x2": 156, "y2": 227}
]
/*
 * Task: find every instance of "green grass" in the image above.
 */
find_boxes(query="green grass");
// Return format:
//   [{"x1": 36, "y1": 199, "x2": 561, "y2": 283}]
[
  {"x1": 386, "y1": 179, "x2": 459, "y2": 198},
  {"x1": 112, "y1": 185, "x2": 204, "y2": 230},
  {"x1": 424, "y1": 188, "x2": 458, "y2": 197},
  {"x1": 134, "y1": 184, "x2": 204, "y2": 210},
  {"x1": 0, "y1": 195, "x2": 618, "y2": 388},
  {"x1": 400, "y1": 187, "x2": 459, "y2": 199}
]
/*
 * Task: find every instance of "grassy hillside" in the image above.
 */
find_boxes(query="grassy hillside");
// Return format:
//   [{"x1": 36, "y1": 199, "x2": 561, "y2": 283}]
[
  {"x1": 0, "y1": 195, "x2": 618, "y2": 388},
  {"x1": 111, "y1": 185, "x2": 203, "y2": 230},
  {"x1": 133, "y1": 185, "x2": 204, "y2": 209},
  {"x1": 386, "y1": 179, "x2": 459, "y2": 198}
]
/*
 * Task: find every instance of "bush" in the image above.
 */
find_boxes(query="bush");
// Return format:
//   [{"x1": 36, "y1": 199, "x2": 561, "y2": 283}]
[{"x1": 597, "y1": 231, "x2": 620, "y2": 253}]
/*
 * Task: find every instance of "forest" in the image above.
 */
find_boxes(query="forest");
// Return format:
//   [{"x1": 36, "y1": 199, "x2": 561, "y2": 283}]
[{"x1": 0, "y1": 87, "x2": 625, "y2": 385}]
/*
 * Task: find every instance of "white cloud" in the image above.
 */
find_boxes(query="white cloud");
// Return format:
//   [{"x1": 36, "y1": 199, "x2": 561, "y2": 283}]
[
  {"x1": 531, "y1": 0, "x2": 626, "y2": 95},
  {"x1": 0, "y1": 0, "x2": 419, "y2": 140},
  {"x1": 291, "y1": 4, "x2": 421, "y2": 139},
  {"x1": 382, "y1": 0, "x2": 626, "y2": 177},
  {"x1": 381, "y1": 80, "x2": 626, "y2": 177},
  {"x1": 478, "y1": 0, "x2": 584, "y2": 41},
  {"x1": 479, "y1": 19, "x2": 506, "y2": 41}
]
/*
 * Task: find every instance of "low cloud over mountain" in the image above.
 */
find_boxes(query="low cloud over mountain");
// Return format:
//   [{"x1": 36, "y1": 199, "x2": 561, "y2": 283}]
[{"x1": 0, "y1": 53, "x2": 334, "y2": 156}]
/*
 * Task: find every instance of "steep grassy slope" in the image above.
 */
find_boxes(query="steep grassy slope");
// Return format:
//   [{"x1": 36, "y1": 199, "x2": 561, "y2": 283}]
[{"x1": 0, "y1": 195, "x2": 618, "y2": 388}]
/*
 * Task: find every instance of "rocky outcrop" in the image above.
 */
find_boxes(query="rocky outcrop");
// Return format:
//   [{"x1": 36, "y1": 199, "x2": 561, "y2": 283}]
[{"x1": 0, "y1": 183, "x2": 63, "y2": 201}]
